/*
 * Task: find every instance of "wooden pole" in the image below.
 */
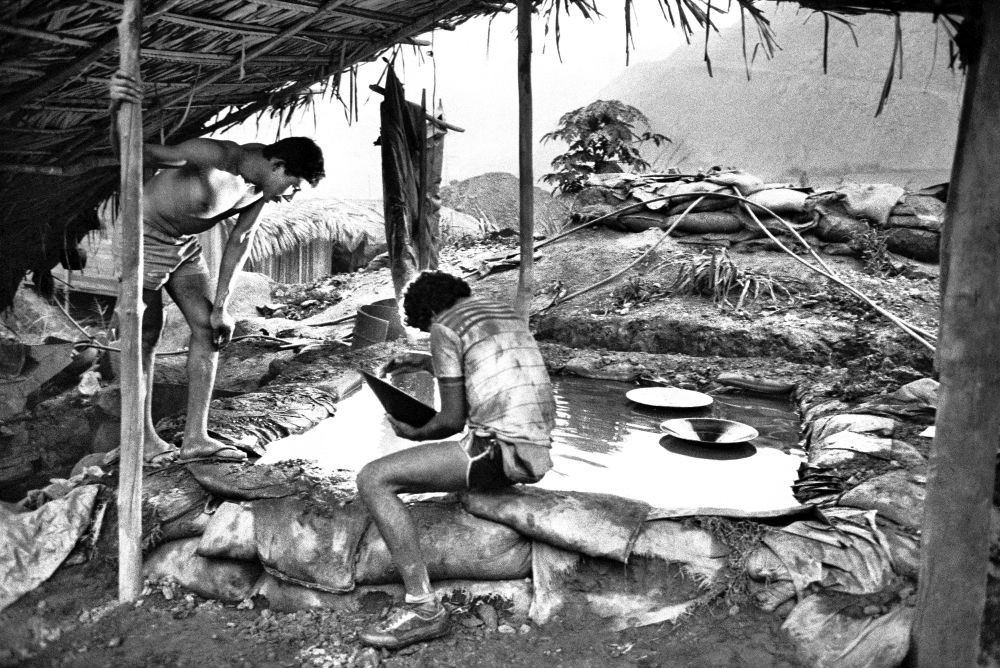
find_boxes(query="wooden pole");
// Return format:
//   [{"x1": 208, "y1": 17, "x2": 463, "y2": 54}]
[
  {"x1": 514, "y1": 0, "x2": 535, "y2": 322},
  {"x1": 115, "y1": 0, "x2": 146, "y2": 604},
  {"x1": 913, "y1": 2, "x2": 1000, "y2": 664}
]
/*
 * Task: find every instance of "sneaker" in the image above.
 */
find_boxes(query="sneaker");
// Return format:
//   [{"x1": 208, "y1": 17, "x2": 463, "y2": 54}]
[{"x1": 359, "y1": 602, "x2": 450, "y2": 650}]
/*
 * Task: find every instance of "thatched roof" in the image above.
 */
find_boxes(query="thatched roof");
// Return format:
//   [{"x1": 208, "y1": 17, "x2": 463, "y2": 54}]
[
  {"x1": 0, "y1": 0, "x2": 966, "y2": 310},
  {"x1": 249, "y1": 197, "x2": 383, "y2": 264}
]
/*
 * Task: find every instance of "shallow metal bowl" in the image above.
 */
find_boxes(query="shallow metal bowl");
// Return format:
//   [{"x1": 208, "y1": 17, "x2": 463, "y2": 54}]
[
  {"x1": 659, "y1": 418, "x2": 759, "y2": 445},
  {"x1": 625, "y1": 387, "x2": 714, "y2": 409}
]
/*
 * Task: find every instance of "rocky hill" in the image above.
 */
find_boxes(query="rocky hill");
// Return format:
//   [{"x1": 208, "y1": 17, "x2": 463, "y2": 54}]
[{"x1": 598, "y1": 5, "x2": 962, "y2": 188}]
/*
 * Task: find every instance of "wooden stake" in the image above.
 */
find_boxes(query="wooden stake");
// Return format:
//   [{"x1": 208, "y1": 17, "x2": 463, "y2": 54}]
[
  {"x1": 913, "y1": 2, "x2": 1000, "y2": 664},
  {"x1": 115, "y1": 0, "x2": 146, "y2": 604},
  {"x1": 515, "y1": 0, "x2": 534, "y2": 322}
]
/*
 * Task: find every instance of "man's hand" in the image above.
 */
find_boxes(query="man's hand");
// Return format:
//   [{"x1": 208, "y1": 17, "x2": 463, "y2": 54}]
[
  {"x1": 386, "y1": 415, "x2": 420, "y2": 440},
  {"x1": 210, "y1": 309, "x2": 235, "y2": 350},
  {"x1": 109, "y1": 71, "x2": 143, "y2": 108},
  {"x1": 377, "y1": 351, "x2": 432, "y2": 377}
]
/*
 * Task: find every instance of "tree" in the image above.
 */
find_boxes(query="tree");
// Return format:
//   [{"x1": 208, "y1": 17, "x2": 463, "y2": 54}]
[{"x1": 541, "y1": 99, "x2": 669, "y2": 194}]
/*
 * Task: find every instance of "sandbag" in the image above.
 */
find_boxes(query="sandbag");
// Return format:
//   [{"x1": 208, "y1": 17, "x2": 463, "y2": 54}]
[
  {"x1": 782, "y1": 595, "x2": 914, "y2": 668},
  {"x1": 745, "y1": 188, "x2": 808, "y2": 216},
  {"x1": 143, "y1": 466, "x2": 211, "y2": 543},
  {"x1": 462, "y1": 487, "x2": 650, "y2": 562},
  {"x1": 704, "y1": 169, "x2": 766, "y2": 196},
  {"x1": 254, "y1": 572, "x2": 533, "y2": 617},
  {"x1": 186, "y1": 461, "x2": 348, "y2": 501},
  {"x1": 631, "y1": 520, "x2": 729, "y2": 585},
  {"x1": 254, "y1": 494, "x2": 370, "y2": 593},
  {"x1": 144, "y1": 537, "x2": 262, "y2": 603},
  {"x1": 748, "y1": 508, "x2": 899, "y2": 597},
  {"x1": 353, "y1": 500, "x2": 531, "y2": 585},
  {"x1": 528, "y1": 541, "x2": 580, "y2": 625},
  {"x1": 837, "y1": 183, "x2": 905, "y2": 226},
  {"x1": 197, "y1": 501, "x2": 256, "y2": 561},
  {"x1": 0, "y1": 485, "x2": 99, "y2": 613},
  {"x1": 885, "y1": 228, "x2": 939, "y2": 262},
  {"x1": 815, "y1": 213, "x2": 871, "y2": 243},
  {"x1": 890, "y1": 193, "x2": 945, "y2": 220},
  {"x1": 839, "y1": 471, "x2": 926, "y2": 530},
  {"x1": 810, "y1": 414, "x2": 895, "y2": 444}
]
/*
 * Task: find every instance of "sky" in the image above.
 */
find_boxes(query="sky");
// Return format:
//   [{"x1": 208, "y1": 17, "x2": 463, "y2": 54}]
[{"x1": 214, "y1": 3, "x2": 739, "y2": 200}]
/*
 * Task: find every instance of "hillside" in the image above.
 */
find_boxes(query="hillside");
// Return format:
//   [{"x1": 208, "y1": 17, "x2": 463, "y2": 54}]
[{"x1": 598, "y1": 5, "x2": 963, "y2": 188}]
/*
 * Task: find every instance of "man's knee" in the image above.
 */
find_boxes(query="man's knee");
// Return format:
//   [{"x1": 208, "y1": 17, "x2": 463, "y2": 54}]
[{"x1": 357, "y1": 461, "x2": 391, "y2": 496}]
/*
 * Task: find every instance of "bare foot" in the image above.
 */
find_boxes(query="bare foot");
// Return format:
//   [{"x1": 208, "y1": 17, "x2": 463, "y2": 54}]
[
  {"x1": 178, "y1": 434, "x2": 247, "y2": 463},
  {"x1": 144, "y1": 432, "x2": 178, "y2": 466}
]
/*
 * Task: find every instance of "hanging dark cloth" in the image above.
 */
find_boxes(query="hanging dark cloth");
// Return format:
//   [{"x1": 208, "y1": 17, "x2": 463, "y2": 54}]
[{"x1": 379, "y1": 66, "x2": 445, "y2": 300}]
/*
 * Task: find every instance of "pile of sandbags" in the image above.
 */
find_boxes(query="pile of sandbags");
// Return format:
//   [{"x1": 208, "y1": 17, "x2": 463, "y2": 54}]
[{"x1": 572, "y1": 169, "x2": 946, "y2": 263}]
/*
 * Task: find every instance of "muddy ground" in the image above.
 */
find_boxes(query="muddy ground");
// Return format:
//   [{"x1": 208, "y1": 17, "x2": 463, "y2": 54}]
[{"x1": 3, "y1": 220, "x2": 996, "y2": 667}]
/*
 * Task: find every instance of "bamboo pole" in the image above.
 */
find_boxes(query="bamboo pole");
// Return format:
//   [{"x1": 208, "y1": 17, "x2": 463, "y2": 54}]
[
  {"x1": 913, "y1": 2, "x2": 1000, "y2": 664},
  {"x1": 115, "y1": 0, "x2": 146, "y2": 604},
  {"x1": 515, "y1": 0, "x2": 534, "y2": 322}
]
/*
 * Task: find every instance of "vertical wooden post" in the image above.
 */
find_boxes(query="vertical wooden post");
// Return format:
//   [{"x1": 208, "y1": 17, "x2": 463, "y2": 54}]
[
  {"x1": 515, "y1": 0, "x2": 535, "y2": 321},
  {"x1": 116, "y1": 0, "x2": 145, "y2": 603},
  {"x1": 913, "y1": 2, "x2": 1000, "y2": 664}
]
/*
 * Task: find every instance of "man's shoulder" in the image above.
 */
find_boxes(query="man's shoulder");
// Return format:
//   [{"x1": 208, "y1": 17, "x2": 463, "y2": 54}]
[{"x1": 437, "y1": 296, "x2": 520, "y2": 334}]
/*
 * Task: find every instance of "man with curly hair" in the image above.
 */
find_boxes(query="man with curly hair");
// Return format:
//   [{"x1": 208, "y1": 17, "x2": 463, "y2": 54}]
[
  {"x1": 357, "y1": 270, "x2": 555, "y2": 649},
  {"x1": 110, "y1": 73, "x2": 325, "y2": 465}
]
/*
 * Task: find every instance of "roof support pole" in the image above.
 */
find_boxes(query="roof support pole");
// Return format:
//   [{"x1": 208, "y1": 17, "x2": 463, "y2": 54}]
[
  {"x1": 913, "y1": 2, "x2": 1000, "y2": 664},
  {"x1": 115, "y1": 0, "x2": 146, "y2": 604},
  {"x1": 515, "y1": 0, "x2": 535, "y2": 321}
]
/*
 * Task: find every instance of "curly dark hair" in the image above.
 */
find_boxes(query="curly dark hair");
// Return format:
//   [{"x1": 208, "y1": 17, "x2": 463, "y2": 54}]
[
  {"x1": 403, "y1": 271, "x2": 472, "y2": 331},
  {"x1": 263, "y1": 137, "x2": 325, "y2": 187}
]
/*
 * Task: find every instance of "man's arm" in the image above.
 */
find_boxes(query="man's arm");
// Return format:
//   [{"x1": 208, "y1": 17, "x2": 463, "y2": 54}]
[
  {"x1": 388, "y1": 379, "x2": 466, "y2": 441},
  {"x1": 209, "y1": 198, "x2": 267, "y2": 348},
  {"x1": 109, "y1": 72, "x2": 234, "y2": 169}
]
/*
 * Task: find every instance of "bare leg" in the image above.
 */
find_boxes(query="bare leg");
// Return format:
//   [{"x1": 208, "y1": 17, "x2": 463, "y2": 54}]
[
  {"x1": 165, "y1": 273, "x2": 245, "y2": 461},
  {"x1": 140, "y1": 288, "x2": 176, "y2": 462},
  {"x1": 356, "y1": 441, "x2": 469, "y2": 596}
]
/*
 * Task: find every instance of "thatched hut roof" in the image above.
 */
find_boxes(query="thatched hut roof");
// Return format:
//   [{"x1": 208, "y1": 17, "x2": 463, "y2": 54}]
[
  {"x1": 0, "y1": 0, "x2": 965, "y2": 310},
  {"x1": 249, "y1": 197, "x2": 383, "y2": 265}
]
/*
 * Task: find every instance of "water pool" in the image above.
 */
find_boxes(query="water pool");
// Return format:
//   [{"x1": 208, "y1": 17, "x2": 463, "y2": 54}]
[{"x1": 257, "y1": 374, "x2": 805, "y2": 516}]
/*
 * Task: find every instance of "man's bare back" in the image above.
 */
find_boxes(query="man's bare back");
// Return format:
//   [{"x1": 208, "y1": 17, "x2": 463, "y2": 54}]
[{"x1": 143, "y1": 140, "x2": 269, "y2": 236}]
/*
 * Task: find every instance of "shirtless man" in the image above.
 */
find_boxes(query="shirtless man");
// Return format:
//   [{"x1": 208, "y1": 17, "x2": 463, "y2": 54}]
[{"x1": 110, "y1": 73, "x2": 325, "y2": 464}]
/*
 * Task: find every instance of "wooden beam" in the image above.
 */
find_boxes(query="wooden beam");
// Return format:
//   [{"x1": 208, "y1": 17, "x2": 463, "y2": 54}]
[
  {"x1": 141, "y1": 47, "x2": 331, "y2": 65},
  {"x1": 115, "y1": 0, "x2": 145, "y2": 605},
  {"x1": 248, "y1": 0, "x2": 410, "y2": 24},
  {"x1": 0, "y1": 0, "x2": 185, "y2": 119},
  {"x1": 912, "y1": 2, "x2": 1000, "y2": 665},
  {"x1": 515, "y1": 0, "x2": 534, "y2": 321},
  {"x1": 0, "y1": 23, "x2": 92, "y2": 47}
]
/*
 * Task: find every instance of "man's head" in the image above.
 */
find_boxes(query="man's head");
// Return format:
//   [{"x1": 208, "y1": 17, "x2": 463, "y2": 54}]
[
  {"x1": 402, "y1": 271, "x2": 472, "y2": 331},
  {"x1": 260, "y1": 137, "x2": 325, "y2": 201}
]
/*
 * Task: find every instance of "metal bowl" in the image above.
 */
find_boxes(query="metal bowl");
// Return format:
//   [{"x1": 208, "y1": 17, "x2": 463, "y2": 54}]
[
  {"x1": 625, "y1": 387, "x2": 714, "y2": 409},
  {"x1": 659, "y1": 418, "x2": 759, "y2": 445}
]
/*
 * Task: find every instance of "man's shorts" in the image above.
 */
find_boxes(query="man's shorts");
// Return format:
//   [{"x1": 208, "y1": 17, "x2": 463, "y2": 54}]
[
  {"x1": 460, "y1": 432, "x2": 514, "y2": 490},
  {"x1": 142, "y1": 226, "x2": 210, "y2": 291}
]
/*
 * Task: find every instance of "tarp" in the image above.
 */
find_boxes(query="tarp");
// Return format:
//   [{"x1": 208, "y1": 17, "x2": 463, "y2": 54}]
[{"x1": 0, "y1": 485, "x2": 99, "y2": 613}]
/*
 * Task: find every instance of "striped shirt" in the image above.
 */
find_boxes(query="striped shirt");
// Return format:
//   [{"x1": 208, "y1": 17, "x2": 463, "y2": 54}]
[{"x1": 430, "y1": 296, "x2": 555, "y2": 447}]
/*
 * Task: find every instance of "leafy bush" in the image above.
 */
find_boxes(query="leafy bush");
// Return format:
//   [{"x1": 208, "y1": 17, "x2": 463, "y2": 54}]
[{"x1": 541, "y1": 100, "x2": 669, "y2": 194}]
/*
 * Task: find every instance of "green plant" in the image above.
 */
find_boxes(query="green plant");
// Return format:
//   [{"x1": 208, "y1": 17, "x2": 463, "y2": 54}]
[
  {"x1": 541, "y1": 100, "x2": 669, "y2": 194},
  {"x1": 669, "y1": 249, "x2": 794, "y2": 312},
  {"x1": 855, "y1": 227, "x2": 894, "y2": 276}
]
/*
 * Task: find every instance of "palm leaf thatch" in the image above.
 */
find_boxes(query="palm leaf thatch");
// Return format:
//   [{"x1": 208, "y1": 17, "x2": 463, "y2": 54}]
[
  {"x1": 247, "y1": 197, "x2": 383, "y2": 265},
  {"x1": 0, "y1": 0, "x2": 964, "y2": 311}
]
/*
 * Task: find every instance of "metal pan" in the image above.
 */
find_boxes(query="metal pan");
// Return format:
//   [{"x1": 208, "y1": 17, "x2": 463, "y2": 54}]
[
  {"x1": 625, "y1": 387, "x2": 714, "y2": 409},
  {"x1": 659, "y1": 417, "x2": 759, "y2": 445}
]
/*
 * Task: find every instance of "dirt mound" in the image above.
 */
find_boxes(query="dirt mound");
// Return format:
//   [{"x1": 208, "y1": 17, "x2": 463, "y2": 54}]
[{"x1": 441, "y1": 172, "x2": 570, "y2": 235}]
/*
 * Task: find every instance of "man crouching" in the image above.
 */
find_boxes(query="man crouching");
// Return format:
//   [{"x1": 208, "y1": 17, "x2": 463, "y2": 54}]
[{"x1": 357, "y1": 270, "x2": 556, "y2": 650}]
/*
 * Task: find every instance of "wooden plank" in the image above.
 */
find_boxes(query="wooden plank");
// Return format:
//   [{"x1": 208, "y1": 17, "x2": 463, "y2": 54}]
[
  {"x1": 514, "y1": 0, "x2": 534, "y2": 322},
  {"x1": 115, "y1": 0, "x2": 146, "y2": 605},
  {"x1": 912, "y1": 2, "x2": 1000, "y2": 665}
]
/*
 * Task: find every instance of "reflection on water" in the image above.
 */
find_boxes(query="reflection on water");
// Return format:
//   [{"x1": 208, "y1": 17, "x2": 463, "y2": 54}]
[{"x1": 258, "y1": 374, "x2": 805, "y2": 515}]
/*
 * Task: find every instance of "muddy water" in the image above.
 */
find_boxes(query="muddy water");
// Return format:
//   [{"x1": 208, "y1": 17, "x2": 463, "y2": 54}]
[{"x1": 258, "y1": 374, "x2": 805, "y2": 515}]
